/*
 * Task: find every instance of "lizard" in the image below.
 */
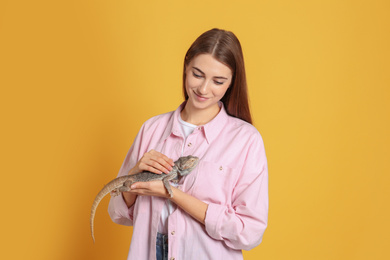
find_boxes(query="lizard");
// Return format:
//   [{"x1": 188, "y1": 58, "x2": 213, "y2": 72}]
[{"x1": 90, "y1": 155, "x2": 199, "y2": 243}]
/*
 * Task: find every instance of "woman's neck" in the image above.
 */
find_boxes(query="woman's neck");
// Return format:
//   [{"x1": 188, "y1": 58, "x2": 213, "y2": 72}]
[{"x1": 181, "y1": 102, "x2": 221, "y2": 126}]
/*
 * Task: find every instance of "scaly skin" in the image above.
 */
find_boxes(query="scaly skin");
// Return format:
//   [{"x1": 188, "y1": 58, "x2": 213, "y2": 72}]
[{"x1": 90, "y1": 155, "x2": 199, "y2": 243}]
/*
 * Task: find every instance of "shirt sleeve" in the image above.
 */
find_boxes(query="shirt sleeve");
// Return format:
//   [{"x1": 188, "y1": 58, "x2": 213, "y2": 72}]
[
  {"x1": 107, "y1": 123, "x2": 147, "y2": 226},
  {"x1": 204, "y1": 132, "x2": 269, "y2": 250}
]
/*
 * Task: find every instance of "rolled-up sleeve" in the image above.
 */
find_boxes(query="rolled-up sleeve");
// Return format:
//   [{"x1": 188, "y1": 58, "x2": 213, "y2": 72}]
[
  {"x1": 108, "y1": 194, "x2": 135, "y2": 226},
  {"x1": 204, "y1": 133, "x2": 269, "y2": 250},
  {"x1": 107, "y1": 123, "x2": 147, "y2": 226}
]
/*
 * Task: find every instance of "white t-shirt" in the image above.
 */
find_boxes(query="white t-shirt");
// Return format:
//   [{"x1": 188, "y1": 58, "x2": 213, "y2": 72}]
[{"x1": 157, "y1": 114, "x2": 197, "y2": 234}]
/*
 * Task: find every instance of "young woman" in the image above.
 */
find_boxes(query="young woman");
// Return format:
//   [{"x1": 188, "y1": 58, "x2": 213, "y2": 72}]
[{"x1": 108, "y1": 28, "x2": 268, "y2": 260}]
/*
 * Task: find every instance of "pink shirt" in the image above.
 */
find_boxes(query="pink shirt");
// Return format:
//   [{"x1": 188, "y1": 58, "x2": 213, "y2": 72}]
[{"x1": 108, "y1": 102, "x2": 268, "y2": 260}]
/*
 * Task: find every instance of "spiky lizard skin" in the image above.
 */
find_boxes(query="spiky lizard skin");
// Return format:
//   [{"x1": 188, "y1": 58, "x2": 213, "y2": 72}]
[{"x1": 90, "y1": 155, "x2": 199, "y2": 243}]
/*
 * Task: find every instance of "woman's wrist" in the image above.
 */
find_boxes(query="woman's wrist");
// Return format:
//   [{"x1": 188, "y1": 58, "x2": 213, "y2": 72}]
[
  {"x1": 128, "y1": 166, "x2": 140, "y2": 176},
  {"x1": 122, "y1": 191, "x2": 137, "y2": 208}
]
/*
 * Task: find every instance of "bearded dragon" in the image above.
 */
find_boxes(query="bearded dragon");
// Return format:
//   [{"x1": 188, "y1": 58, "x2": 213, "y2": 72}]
[{"x1": 90, "y1": 155, "x2": 199, "y2": 243}]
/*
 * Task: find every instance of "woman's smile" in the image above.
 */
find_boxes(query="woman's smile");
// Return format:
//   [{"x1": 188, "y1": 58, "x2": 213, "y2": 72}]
[{"x1": 193, "y1": 91, "x2": 209, "y2": 102}]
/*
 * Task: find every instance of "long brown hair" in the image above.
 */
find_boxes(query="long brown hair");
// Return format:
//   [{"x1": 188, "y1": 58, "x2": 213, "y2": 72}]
[{"x1": 183, "y1": 28, "x2": 252, "y2": 124}]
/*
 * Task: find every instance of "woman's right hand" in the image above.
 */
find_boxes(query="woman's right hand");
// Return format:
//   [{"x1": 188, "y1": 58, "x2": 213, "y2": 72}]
[{"x1": 130, "y1": 149, "x2": 175, "y2": 175}]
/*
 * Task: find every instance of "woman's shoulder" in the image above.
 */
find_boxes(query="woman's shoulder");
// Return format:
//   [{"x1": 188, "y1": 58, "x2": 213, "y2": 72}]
[
  {"x1": 227, "y1": 115, "x2": 262, "y2": 136},
  {"x1": 223, "y1": 115, "x2": 265, "y2": 149},
  {"x1": 141, "y1": 110, "x2": 175, "y2": 130}
]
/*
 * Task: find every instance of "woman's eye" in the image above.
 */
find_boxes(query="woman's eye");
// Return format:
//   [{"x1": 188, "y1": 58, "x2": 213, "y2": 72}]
[
  {"x1": 214, "y1": 81, "x2": 224, "y2": 85},
  {"x1": 193, "y1": 72, "x2": 202, "y2": 78}
]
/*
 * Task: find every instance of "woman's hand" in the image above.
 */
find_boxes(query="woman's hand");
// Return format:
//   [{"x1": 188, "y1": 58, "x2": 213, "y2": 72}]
[
  {"x1": 130, "y1": 149, "x2": 175, "y2": 175},
  {"x1": 122, "y1": 150, "x2": 174, "y2": 207},
  {"x1": 128, "y1": 181, "x2": 171, "y2": 198},
  {"x1": 129, "y1": 182, "x2": 208, "y2": 224}
]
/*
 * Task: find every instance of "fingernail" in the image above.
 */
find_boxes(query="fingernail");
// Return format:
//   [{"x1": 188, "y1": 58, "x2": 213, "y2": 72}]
[{"x1": 131, "y1": 184, "x2": 136, "y2": 189}]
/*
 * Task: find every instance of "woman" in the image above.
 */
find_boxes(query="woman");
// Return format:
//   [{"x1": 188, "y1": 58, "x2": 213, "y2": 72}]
[{"x1": 108, "y1": 28, "x2": 268, "y2": 260}]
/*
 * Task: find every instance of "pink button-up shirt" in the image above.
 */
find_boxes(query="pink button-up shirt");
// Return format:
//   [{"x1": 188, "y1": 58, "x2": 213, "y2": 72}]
[{"x1": 108, "y1": 102, "x2": 268, "y2": 260}]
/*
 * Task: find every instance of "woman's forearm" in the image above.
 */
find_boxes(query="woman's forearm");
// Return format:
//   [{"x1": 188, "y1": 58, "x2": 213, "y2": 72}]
[
  {"x1": 124, "y1": 177, "x2": 209, "y2": 224},
  {"x1": 170, "y1": 187, "x2": 208, "y2": 224},
  {"x1": 122, "y1": 192, "x2": 137, "y2": 208}
]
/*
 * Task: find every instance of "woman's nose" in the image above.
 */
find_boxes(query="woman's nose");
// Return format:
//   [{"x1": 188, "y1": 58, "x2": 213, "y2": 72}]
[{"x1": 198, "y1": 80, "x2": 210, "y2": 94}]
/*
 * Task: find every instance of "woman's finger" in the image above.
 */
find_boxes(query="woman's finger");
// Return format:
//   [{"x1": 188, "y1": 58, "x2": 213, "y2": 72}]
[
  {"x1": 156, "y1": 152, "x2": 175, "y2": 167},
  {"x1": 129, "y1": 181, "x2": 169, "y2": 198},
  {"x1": 141, "y1": 150, "x2": 174, "y2": 174},
  {"x1": 148, "y1": 150, "x2": 174, "y2": 166},
  {"x1": 149, "y1": 156, "x2": 173, "y2": 173},
  {"x1": 138, "y1": 161, "x2": 164, "y2": 174}
]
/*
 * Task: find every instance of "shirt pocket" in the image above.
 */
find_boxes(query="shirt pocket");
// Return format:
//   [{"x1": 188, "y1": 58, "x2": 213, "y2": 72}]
[{"x1": 188, "y1": 160, "x2": 239, "y2": 205}]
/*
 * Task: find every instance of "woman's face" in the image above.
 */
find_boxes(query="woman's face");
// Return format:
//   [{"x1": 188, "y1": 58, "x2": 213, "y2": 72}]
[{"x1": 185, "y1": 54, "x2": 232, "y2": 112}]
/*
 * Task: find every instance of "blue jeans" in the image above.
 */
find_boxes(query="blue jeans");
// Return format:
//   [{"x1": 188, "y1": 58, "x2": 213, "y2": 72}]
[{"x1": 156, "y1": 232, "x2": 168, "y2": 260}]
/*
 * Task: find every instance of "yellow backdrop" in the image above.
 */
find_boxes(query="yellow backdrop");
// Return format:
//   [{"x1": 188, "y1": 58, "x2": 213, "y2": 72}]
[{"x1": 1, "y1": 0, "x2": 389, "y2": 259}]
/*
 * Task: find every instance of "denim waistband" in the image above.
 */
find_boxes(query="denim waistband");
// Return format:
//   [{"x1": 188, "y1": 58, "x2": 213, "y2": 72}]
[{"x1": 156, "y1": 232, "x2": 168, "y2": 246}]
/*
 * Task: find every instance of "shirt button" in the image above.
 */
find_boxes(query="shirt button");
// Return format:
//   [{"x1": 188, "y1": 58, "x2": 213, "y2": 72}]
[
  {"x1": 171, "y1": 231, "x2": 175, "y2": 235},
  {"x1": 219, "y1": 166, "x2": 223, "y2": 171},
  {"x1": 187, "y1": 142, "x2": 192, "y2": 147},
  {"x1": 170, "y1": 258, "x2": 175, "y2": 260}
]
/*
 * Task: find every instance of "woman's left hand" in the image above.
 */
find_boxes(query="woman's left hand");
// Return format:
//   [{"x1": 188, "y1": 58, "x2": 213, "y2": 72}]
[
  {"x1": 131, "y1": 180, "x2": 208, "y2": 224},
  {"x1": 129, "y1": 181, "x2": 172, "y2": 198}
]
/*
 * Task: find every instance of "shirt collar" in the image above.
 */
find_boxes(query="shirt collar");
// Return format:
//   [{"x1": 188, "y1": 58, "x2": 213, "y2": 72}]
[
  {"x1": 162, "y1": 101, "x2": 229, "y2": 144},
  {"x1": 202, "y1": 102, "x2": 229, "y2": 144},
  {"x1": 161, "y1": 102, "x2": 186, "y2": 141}
]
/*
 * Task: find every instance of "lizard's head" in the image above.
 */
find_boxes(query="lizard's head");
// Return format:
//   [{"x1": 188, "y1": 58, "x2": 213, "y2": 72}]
[{"x1": 175, "y1": 155, "x2": 199, "y2": 176}]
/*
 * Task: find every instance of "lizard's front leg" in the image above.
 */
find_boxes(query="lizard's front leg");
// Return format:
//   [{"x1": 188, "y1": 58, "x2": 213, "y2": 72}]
[
  {"x1": 162, "y1": 178, "x2": 173, "y2": 198},
  {"x1": 162, "y1": 174, "x2": 177, "y2": 198}
]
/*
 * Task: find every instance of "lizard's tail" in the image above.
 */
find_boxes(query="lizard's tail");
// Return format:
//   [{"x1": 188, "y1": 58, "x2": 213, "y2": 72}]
[{"x1": 90, "y1": 175, "x2": 130, "y2": 243}]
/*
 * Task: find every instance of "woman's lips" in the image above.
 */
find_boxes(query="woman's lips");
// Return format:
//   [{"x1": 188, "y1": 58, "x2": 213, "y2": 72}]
[{"x1": 194, "y1": 92, "x2": 209, "y2": 102}]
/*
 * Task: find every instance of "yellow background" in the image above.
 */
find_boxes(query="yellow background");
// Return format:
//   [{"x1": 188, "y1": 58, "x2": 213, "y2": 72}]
[{"x1": 1, "y1": 0, "x2": 389, "y2": 259}]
